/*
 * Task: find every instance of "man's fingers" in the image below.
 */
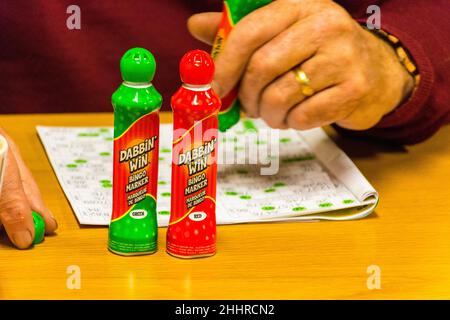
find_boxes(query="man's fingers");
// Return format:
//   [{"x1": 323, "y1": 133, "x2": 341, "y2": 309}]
[
  {"x1": 239, "y1": 18, "x2": 322, "y2": 117},
  {"x1": 13, "y1": 149, "x2": 58, "y2": 234},
  {"x1": 213, "y1": 1, "x2": 299, "y2": 97},
  {"x1": 188, "y1": 12, "x2": 222, "y2": 45},
  {"x1": 259, "y1": 55, "x2": 344, "y2": 128},
  {"x1": 286, "y1": 86, "x2": 354, "y2": 130},
  {"x1": 0, "y1": 151, "x2": 34, "y2": 249},
  {"x1": 1, "y1": 128, "x2": 58, "y2": 234}
]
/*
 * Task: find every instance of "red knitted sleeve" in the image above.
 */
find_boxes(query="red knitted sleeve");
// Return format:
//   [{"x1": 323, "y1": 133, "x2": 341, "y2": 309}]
[{"x1": 337, "y1": 0, "x2": 450, "y2": 144}]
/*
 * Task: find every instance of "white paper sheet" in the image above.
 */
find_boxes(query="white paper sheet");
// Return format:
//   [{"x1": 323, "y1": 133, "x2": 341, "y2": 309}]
[{"x1": 37, "y1": 119, "x2": 378, "y2": 226}]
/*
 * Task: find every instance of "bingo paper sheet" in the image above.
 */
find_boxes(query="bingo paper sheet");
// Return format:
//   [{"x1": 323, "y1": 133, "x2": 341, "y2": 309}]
[{"x1": 37, "y1": 119, "x2": 378, "y2": 226}]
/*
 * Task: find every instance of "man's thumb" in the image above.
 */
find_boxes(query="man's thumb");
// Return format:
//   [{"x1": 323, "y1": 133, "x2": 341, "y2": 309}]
[
  {"x1": 188, "y1": 12, "x2": 222, "y2": 45},
  {"x1": 0, "y1": 151, "x2": 34, "y2": 249}
]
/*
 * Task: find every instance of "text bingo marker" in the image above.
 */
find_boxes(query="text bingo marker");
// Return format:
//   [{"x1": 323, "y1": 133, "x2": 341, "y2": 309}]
[
  {"x1": 108, "y1": 48, "x2": 162, "y2": 256},
  {"x1": 211, "y1": 0, "x2": 272, "y2": 132},
  {"x1": 167, "y1": 50, "x2": 221, "y2": 259}
]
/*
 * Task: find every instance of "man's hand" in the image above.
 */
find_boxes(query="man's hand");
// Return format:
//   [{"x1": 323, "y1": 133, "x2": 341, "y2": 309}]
[
  {"x1": 188, "y1": 0, "x2": 414, "y2": 130},
  {"x1": 0, "y1": 128, "x2": 57, "y2": 249}
]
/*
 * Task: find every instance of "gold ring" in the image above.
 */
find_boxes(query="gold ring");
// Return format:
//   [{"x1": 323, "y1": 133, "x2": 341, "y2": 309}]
[{"x1": 293, "y1": 68, "x2": 315, "y2": 97}]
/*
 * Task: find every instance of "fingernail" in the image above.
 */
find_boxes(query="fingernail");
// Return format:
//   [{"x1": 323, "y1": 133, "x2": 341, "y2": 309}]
[
  {"x1": 48, "y1": 209, "x2": 55, "y2": 219},
  {"x1": 245, "y1": 112, "x2": 258, "y2": 119},
  {"x1": 47, "y1": 210, "x2": 58, "y2": 230},
  {"x1": 13, "y1": 230, "x2": 33, "y2": 249},
  {"x1": 211, "y1": 80, "x2": 222, "y2": 97},
  {"x1": 51, "y1": 217, "x2": 58, "y2": 230}
]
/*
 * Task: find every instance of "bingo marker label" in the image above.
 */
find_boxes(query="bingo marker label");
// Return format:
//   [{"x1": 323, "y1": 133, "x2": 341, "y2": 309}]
[
  {"x1": 167, "y1": 50, "x2": 221, "y2": 258},
  {"x1": 108, "y1": 48, "x2": 162, "y2": 256}
]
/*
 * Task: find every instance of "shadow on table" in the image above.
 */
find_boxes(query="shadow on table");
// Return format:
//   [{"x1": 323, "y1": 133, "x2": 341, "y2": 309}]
[
  {"x1": 329, "y1": 125, "x2": 450, "y2": 159},
  {"x1": 0, "y1": 231, "x2": 13, "y2": 249},
  {"x1": 331, "y1": 133, "x2": 408, "y2": 158},
  {"x1": 328, "y1": 125, "x2": 450, "y2": 195},
  {"x1": 78, "y1": 224, "x2": 106, "y2": 229},
  {"x1": 0, "y1": 228, "x2": 59, "y2": 250}
]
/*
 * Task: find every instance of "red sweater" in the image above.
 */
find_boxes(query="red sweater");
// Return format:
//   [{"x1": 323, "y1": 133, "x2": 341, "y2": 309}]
[{"x1": 1, "y1": 0, "x2": 449, "y2": 144}]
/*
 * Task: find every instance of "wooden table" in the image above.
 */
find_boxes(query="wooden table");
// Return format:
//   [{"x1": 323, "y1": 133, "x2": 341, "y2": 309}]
[{"x1": 0, "y1": 112, "x2": 449, "y2": 299}]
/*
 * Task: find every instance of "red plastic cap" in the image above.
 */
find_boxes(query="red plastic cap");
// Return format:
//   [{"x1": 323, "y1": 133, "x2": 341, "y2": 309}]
[{"x1": 179, "y1": 50, "x2": 215, "y2": 85}]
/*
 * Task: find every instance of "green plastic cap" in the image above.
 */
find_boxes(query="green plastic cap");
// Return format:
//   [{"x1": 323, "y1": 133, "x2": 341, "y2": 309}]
[
  {"x1": 32, "y1": 211, "x2": 45, "y2": 245},
  {"x1": 120, "y1": 48, "x2": 156, "y2": 83}
]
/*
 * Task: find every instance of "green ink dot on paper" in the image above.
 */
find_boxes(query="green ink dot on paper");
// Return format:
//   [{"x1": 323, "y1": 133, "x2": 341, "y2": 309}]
[
  {"x1": 161, "y1": 148, "x2": 171, "y2": 153},
  {"x1": 102, "y1": 184, "x2": 112, "y2": 188},
  {"x1": 74, "y1": 159, "x2": 87, "y2": 164},
  {"x1": 256, "y1": 140, "x2": 266, "y2": 145},
  {"x1": 261, "y1": 206, "x2": 275, "y2": 211},
  {"x1": 162, "y1": 192, "x2": 171, "y2": 197},
  {"x1": 105, "y1": 137, "x2": 113, "y2": 141},
  {"x1": 159, "y1": 157, "x2": 164, "y2": 161},
  {"x1": 78, "y1": 132, "x2": 99, "y2": 137},
  {"x1": 225, "y1": 191, "x2": 238, "y2": 196},
  {"x1": 240, "y1": 195, "x2": 252, "y2": 200},
  {"x1": 264, "y1": 188, "x2": 276, "y2": 193},
  {"x1": 242, "y1": 119, "x2": 258, "y2": 132},
  {"x1": 280, "y1": 138, "x2": 291, "y2": 143},
  {"x1": 158, "y1": 181, "x2": 166, "y2": 185},
  {"x1": 282, "y1": 155, "x2": 316, "y2": 163},
  {"x1": 100, "y1": 180, "x2": 111, "y2": 184},
  {"x1": 101, "y1": 181, "x2": 112, "y2": 186},
  {"x1": 343, "y1": 199, "x2": 354, "y2": 204},
  {"x1": 319, "y1": 203, "x2": 333, "y2": 208},
  {"x1": 66, "y1": 164, "x2": 77, "y2": 168},
  {"x1": 99, "y1": 128, "x2": 109, "y2": 132},
  {"x1": 273, "y1": 182, "x2": 286, "y2": 187},
  {"x1": 234, "y1": 146, "x2": 244, "y2": 151},
  {"x1": 158, "y1": 210, "x2": 170, "y2": 215},
  {"x1": 293, "y1": 206, "x2": 306, "y2": 212},
  {"x1": 222, "y1": 137, "x2": 238, "y2": 143},
  {"x1": 99, "y1": 152, "x2": 110, "y2": 156}
]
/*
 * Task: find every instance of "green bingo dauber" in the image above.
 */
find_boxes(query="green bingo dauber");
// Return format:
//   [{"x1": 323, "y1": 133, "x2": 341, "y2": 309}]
[
  {"x1": 108, "y1": 48, "x2": 162, "y2": 256},
  {"x1": 32, "y1": 211, "x2": 45, "y2": 245},
  {"x1": 211, "y1": 0, "x2": 272, "y2": 132}
]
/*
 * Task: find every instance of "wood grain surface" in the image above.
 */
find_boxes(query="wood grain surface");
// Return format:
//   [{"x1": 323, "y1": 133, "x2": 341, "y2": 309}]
[{"x1": 0, "y1": 112, "x2": 449, "y2": 299}]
